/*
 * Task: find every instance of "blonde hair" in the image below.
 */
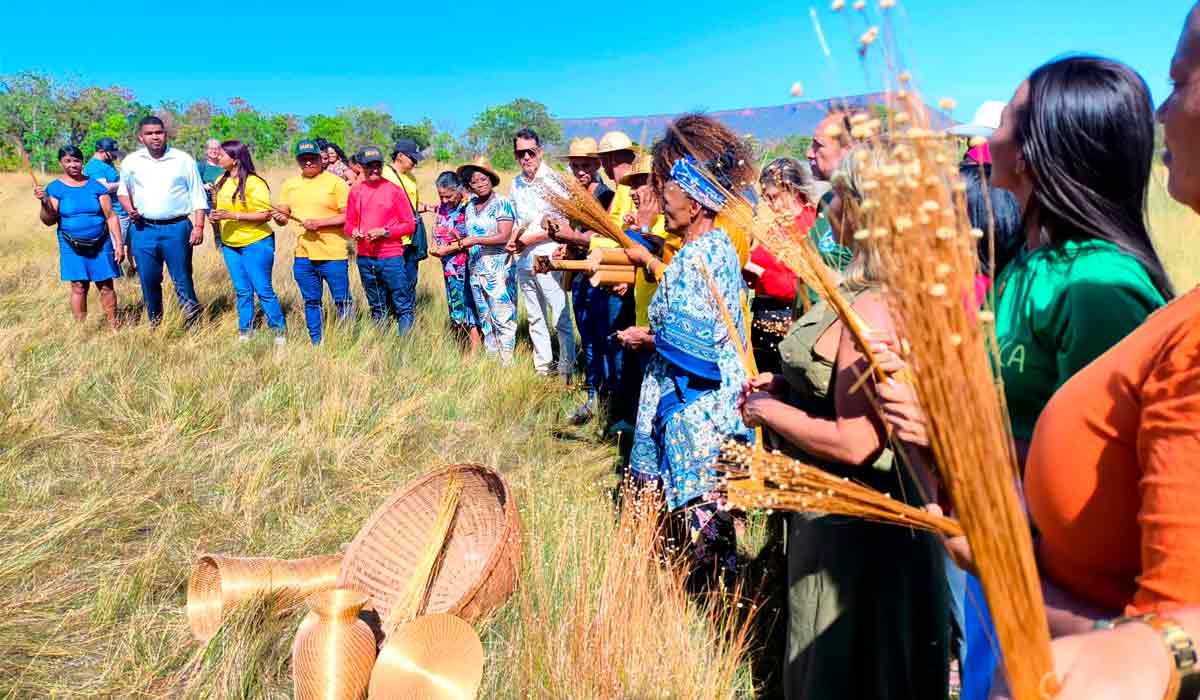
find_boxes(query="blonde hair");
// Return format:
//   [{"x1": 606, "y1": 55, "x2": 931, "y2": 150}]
[{"x1": 830, "y1": 145, "x2": 885, "y2": 292}]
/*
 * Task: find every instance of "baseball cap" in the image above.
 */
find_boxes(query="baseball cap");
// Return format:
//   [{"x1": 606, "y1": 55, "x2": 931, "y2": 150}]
[
  {"x1": 95, "y1": 137, "x2": 120, "y2": 154},
  {"x1": 294, "y1": 139, "x2": 322, "y2": 158},
  {"x1": 392, "y1": 138, "x2": 425, "y2": 163},
  {"x1": 356, "y1": 146, "x2": 385, "y2": 165}
]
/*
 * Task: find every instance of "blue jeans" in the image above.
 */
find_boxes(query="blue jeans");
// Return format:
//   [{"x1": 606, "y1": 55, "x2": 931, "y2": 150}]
[
  {"x1": 358, "y1": 253, "x2": 414, "y2": 336},
  {"x1": 293, "y1": 257, "x2": 352, "y2": 344},
  {"x1": 962, "y1": 574, "x2": 998, "y2": 700},
  {"x1": 132, "y1": 218, "x2": 200, "y2": 324},
  {"x1": 573, "y1": 276, "x2": 625, "y2": 400},
  {"x1": 221, "y1": 235, "x2": 285, "y2": 333}
]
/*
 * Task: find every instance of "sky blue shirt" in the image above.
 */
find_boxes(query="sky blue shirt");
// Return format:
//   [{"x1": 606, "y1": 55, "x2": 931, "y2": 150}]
[{"x1": 82, "y1": 157, "x2": 126, "y2": 217}]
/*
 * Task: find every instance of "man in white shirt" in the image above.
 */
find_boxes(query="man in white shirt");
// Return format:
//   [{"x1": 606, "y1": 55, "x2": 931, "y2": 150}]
[
  {"x1": 506, "y1": 128, "x2": 576, "y2": 379},
  {"x1": 117, "y1": 115, "x2": 208, "y2": 325}
]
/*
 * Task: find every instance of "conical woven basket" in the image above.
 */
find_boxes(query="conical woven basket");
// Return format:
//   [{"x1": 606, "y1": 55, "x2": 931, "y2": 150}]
[
  {"x1": 367, "y1": 614, "x2": 484, "y2": 700},
  {"x1": 336, "y1": 464, "x2": 521, "y2": 633},
  {"x1": 187, "y1": 553, "x2": 343, "y2": 641}
]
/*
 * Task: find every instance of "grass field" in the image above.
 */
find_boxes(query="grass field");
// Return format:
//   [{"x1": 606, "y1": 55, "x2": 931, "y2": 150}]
[{"x1": 0, "y1": 163, "x2": 1194, "y2": 699}]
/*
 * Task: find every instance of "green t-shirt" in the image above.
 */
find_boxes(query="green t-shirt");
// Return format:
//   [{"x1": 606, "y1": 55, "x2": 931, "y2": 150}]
[{"x1": 995, "y1": 238, "x2": 1165, "y2": 441}]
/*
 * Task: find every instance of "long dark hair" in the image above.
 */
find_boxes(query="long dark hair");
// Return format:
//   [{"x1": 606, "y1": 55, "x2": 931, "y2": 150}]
[
  {"x1": 214, "y1": 140, "x2": 266, "y2": 205},
  {"x1": 1017, "y1": 56, "x2": 1173, "y2": 299},
  {"x1": 961, "y1": 164, "x2": 1023, "y2": 275},
  {"x1": 326, "y1": 142, "x2": 349, "y2": 164}
]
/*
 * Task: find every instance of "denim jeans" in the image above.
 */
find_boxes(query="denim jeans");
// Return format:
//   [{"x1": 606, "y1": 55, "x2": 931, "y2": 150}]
[
  {"x1": 293, "y1": 257, "x2": 351, "y2": 344},
  {"x1": 962, "y1": 574, "x2": 998, "y2": 700},
  {"x1": 131, "y1": 218, "x2": 200, "y2": 324},
  {"x1": 572, "y1": 277, "x2": 626, "y2": 400},
  {"x1": 221, "y1": 235, "x2": 285, "y2": 333},
  {"x1": 357, "y1": 253, "x2": 414, "y2": 336}
]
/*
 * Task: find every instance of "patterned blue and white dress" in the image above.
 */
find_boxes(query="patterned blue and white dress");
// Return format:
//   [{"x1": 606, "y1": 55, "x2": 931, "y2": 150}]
[
  {"x1": 630, "y1": 228, "x2": 754, "y2": 585},
  {"x1": 465, "y1": 194, "x2": 518, "y2": 363}
]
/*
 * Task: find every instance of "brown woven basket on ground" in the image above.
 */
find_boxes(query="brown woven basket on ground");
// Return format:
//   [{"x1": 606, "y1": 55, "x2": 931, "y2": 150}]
[
  {"x1": 367, "y1": 614, "x2": 484, "y2": 700},
  {"x1": 336, "y1": 464, "x2": 521, "y2": 633},
  {"x1": 187, "y1": 553, "x2": 343, "y2": 641}
]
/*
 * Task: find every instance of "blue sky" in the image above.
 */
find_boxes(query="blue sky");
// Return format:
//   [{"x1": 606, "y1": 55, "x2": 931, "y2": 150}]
[{"x1": 0, "y1": 0, "x2": 1190, "y2": 133}]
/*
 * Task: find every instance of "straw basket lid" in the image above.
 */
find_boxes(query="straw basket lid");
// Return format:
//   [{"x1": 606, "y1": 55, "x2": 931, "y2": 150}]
[
  {"x1": 559, "y1": 137, "x2": 601, "y2": 161},
  {"x1": 336, "y1": 464, "x2": 521, "y2": 631},
  {"x1": 187, "y1": 553, "x2": 343, "y2": 641},
  {"x1": 456, "y1": 157, "x2": 500, "y2": 188},
  {"x1": 368, "y1": 614, "x2": 483, "y2": 700},
  {"x1": 595, "y1": 130, "x2": 635, "y2": 154}
]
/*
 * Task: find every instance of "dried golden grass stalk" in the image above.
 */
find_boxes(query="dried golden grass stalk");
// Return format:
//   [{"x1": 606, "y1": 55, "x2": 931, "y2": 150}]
[
  {"x1": 10, "y1": 137, "x2": 39, "y2": 187},
  {"x1": 717, "y1": 440, "x2": 963, "y2": 538},
  {"x1": 540, "y1": 173, "x2": 635, "y2": 248},
  {"x1": 855, "y1": 92, "x2": 1058, "y2": 698},
  {"x1": 384, "y1": 472, "x2": 463, "y2": 634}
]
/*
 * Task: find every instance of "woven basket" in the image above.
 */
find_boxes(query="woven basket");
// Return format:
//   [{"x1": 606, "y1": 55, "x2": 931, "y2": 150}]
[
  {"x1": 292, "y1": 588, "x2": 376, "y2": 700},
  {"x1": 187, "y1": 553, "x2": 343, "y2": 641},
  {"x1": 336, "y1": 464, "x2": 521, "y2": 633},
  {"x1": 367, "y1": 614, "x2": 484, "y2": 700}
]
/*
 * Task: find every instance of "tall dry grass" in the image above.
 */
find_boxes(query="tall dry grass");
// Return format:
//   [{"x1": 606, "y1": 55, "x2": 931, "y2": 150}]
[{"x1": 0, "y1": 164, "x2": 755, "y2": 699}]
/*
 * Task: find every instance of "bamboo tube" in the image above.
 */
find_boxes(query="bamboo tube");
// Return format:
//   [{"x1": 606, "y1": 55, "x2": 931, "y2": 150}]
[
  {"x1": 589, "y1": 248, "x2": 632, "y2": 266},
  {"x1": 590, "y1": 268, "x2": 636, "y2": 287}
]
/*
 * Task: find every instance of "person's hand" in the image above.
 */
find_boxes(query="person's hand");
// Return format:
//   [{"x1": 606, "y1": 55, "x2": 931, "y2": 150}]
[
  {"x1": 926, "y1": 503, "x2": 976, "y2": 575},
  {"x1": 504, "y1": 238, "x2": 520, "y2": 254},
  {"x1": 552, "y1": 244, "x2": 568, "y2": 261},
  {"x1": 613, "y1": 283, "x2": 630, "y2": 297},
  {"x1": 112, "y1": 245, "x2": 125, "y2": 264},
  {"x1": 616, "y1": 326, "x2": 653, "y2": 350},
  {"x1": 204, "y1": 182, "x2": 214, "y2": 194},
  {"x1": 541, "y1": 214, "x2": 561, "y2": 237},
  {"x1": 742, "y1": 372, "x2": 786, "y2": 400},
  {"x1": 302, "y1": 219, "x2": 321, "y2": 232},
  {"x1": 460, "y1": 237, "x2": 477, "y2": 249},
  {"x1": 33, "y1": 185, "x2": 47, "y2": 202},
  {"x1": 989, "y1": 621, "x2": 1171, "y2": 700},
  {"x1": 877, "y1": 378, "x2": 930, "y2": 447},
  {"x1": 866, "y1": 329, "x2": 907, "y2": 375},
  {"x1": 209, "y1": 209, "x2": 233, "y2": 222},
  {"x1": 624, "y1": 244, "x2": 653, "y2": 268},
  {"x1": 367, "y1": 227, "x2": 387, "y2": 241},
  {"x1": 189, "y1": 225, "x2": 204, "y2": 246},
  {"x1": 741, "y1": 391, "x2": 778, "y2": 428},
  {"x1": 271, "y1": 212, "x2": 289, "y2": 226},
  {"x1": 127, "y1": 205, "x2": 141, "y2": 220},
  {"x1": 622, "y1": 212, "x2": 637, "y2": 228}
]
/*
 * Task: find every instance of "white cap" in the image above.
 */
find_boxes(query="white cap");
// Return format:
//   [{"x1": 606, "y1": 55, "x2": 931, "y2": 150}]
[{"x1": 948, "y1": 100, "x2": 1006, "y2": 139}]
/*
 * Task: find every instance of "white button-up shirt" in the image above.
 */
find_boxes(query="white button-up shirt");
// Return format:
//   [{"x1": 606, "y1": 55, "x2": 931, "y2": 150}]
[
  {"x1": 117, "y1": 147, "x2": 208, "y2": 220},
  {"x1": 509, "y1": 162, "x2": 564, "y2": 270}
]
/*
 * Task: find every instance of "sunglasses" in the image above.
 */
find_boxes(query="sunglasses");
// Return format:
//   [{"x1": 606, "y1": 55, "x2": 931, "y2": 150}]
[{"x1": 513, "y1": 148, "x2": 539, "y2": 159}]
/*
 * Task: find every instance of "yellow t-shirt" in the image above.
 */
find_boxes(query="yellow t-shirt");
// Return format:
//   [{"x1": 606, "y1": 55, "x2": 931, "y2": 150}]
[
  {"x1": 279, "y1": 172, "x2": 350, "y2": 260},
  {"x1": 383, "y1": 166, "x2": 420, "y2": 210},
  {"x1": 589, "y1": 184, "x2": 635, "y2": 251},
  {"x1": 634, "y1": 216, "x2": 668, "y2": 326},
  {"x1": 215, "y1": 174, "x2": 273, "y2": 247}
]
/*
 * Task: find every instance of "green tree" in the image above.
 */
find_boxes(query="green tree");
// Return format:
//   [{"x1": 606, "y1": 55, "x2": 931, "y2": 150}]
[
  {"x1": 305, "y1": 113, "x2": 354, "y2": 150},
  {"x1": 391, "y1": 117, "x2": 434, "y2": 150},
  {"x1": 466, "y1": 98, "x2": 563, "y2": 170},
  {"x1": 760, "y1": 134, "x2": 814, "y2": 164},
  {"x1": 342, "y1": 108, "x2": 396, "y2": 152},
  {"x1": 0, "y1": 72, "x2": 63, "y2": 172}
]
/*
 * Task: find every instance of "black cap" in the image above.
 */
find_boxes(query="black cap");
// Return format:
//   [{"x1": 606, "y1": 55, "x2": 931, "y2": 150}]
[
  {"x1": 356, "y1": 146, "x2": 385, "y2": 165},
  {"x1": 391, "y1": 138, "x2": 425, "y2": 163},
  {"x1": 95, "y1": 137, "x2": 120, "y2": 153}
]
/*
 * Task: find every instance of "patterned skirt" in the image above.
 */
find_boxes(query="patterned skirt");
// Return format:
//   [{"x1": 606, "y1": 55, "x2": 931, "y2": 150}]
[{"x1": 444, "y1": 272, "x2": 479, "y2": 328}]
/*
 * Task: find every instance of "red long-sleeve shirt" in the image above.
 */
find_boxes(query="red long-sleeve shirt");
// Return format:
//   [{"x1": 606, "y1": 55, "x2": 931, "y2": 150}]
[
  {"x1": 745, "y1": 208, "x2": 819, "y2": 303},
  {"x1": 344, "y1": 180, "x2": 416, "y2": 259}
]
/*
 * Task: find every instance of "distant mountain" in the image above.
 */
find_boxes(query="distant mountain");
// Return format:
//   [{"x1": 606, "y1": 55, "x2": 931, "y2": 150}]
[{"x1": 558, "y1": 92, "x2": 954, "y2": 144}]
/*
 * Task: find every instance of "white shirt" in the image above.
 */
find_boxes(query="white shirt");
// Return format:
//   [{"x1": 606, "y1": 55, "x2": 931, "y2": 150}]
[
  {"x1": 117, "y1": 147, "x2": 208, "y2": 220},
  {"x1": 509, "y1": 162, "x2": 564, "y2": 270}
]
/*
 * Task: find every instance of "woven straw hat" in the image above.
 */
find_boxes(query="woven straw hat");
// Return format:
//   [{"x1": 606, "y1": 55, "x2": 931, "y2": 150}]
[
  {"x1": 368, "y1": 614, "x2": 484, "y2": 700},
  {"x1": 595, "y1": 130, "x2": 635, "y2": 154},
  {"x1": 456, "y1": 157, "x2": 500, "y2": 187},
  {"x1": 618, "y1": 153, "x2": 653, "y2": 187},
  {"x1": 559, "y1": 137, "x2": 601, "y2": 161}
]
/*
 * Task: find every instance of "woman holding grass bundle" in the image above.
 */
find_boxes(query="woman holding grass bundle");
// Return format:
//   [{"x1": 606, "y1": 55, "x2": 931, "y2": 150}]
[
  {"x1": 621, "y1": 115, "x2": 755, "y2": 591},
  {"x1": 430, "y1": 171, "x2": 482, "y2": 354},
  {"x1": 739, "y1": 146, "x2": 950, "y2": 700},
  {"x1": 33, "y1": 145, "x2": 125, "y2": 328},
  {"x1": 457, "y1": 159, "x2": 518, "y2": 365},
  {"x1": 211, "y1": 140, "x2": 287, "y2": 344}
]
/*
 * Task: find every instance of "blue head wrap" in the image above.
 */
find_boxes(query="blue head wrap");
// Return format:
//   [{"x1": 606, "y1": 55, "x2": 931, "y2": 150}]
[{"x1": 669, "y1": 155, "x2": 727, "y2": 212}]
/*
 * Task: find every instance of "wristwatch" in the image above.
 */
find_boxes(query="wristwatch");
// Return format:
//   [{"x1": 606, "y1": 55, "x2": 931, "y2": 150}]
[{"x1": 1095, "y1": 613, "x2": 1200, "y2": 699}]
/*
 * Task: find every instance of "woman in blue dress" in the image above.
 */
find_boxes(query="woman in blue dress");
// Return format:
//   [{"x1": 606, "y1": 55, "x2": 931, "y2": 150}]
[
  {"x1": 622, "y1": 115, "x2": 756, "y2": 590},
  {"x1": 33, "y1": 145, "x2": 125, "y2": 328}
]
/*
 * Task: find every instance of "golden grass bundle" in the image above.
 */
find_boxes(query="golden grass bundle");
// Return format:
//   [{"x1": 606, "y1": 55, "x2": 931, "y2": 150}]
[
  {"x1": 384, "y1": 472, "x2": 464, "y2": 635},
  {"x1": 186, "y1": 553, "x2": 343, "y2": 641},
  {"x1": 540, "y1": 173, "x2": 635, "y2": 248},
  {"x1": 291, "y1": 588, "x2": 377, "y2": 700},
  {"x1": 717, "y1": 440, "x2": 963, "y2": 538},
  {"x1": 368, "y1": 614, "x2": 484, "y2": 700},
  {"x1": 849, "y1": 86, "x2": 1059, "y2": 697}
]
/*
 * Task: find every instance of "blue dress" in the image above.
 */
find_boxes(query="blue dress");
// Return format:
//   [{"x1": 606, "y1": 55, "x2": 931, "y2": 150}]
[{"x1": 47, "y1": 179, "x2": 120, "y2": 282}]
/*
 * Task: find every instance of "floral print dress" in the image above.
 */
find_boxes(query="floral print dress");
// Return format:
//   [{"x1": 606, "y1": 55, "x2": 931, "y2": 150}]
[
  {"x1": 434, "y1": 201, "x2": 478, "y2": 329},
  {"x1": 465, "y1": 194, "x2": 518, "y2": 363}
]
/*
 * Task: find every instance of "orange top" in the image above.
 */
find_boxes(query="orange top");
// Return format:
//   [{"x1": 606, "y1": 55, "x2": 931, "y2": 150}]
[{"x1": 1025, "y1": 288, "x2": 1200, "y2": 616}]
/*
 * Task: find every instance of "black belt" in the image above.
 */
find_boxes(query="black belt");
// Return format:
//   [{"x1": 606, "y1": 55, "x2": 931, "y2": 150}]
[{"x1": 141, "y1": 215, "x2": 189, "y2": 225}]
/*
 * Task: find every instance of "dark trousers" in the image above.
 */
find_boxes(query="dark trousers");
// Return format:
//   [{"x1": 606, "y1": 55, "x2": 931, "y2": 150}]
[
  {"x1": 132, "y1": 218, "x2": 200, "y2": 324},
  {"x1": 294, "y1": 257, "x2": 352, "y2": 344},
  {"x1": 572, "y1": 275, "x2": 628, "y2": 400},
  {"x1": 357, "y1": 253, "x2": 414, "y2": 336}
]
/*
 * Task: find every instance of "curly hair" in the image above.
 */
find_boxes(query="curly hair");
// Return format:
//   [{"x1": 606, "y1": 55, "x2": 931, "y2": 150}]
[{"x1": 650, "y1": 114, "x2": 755, "y2": 208}]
